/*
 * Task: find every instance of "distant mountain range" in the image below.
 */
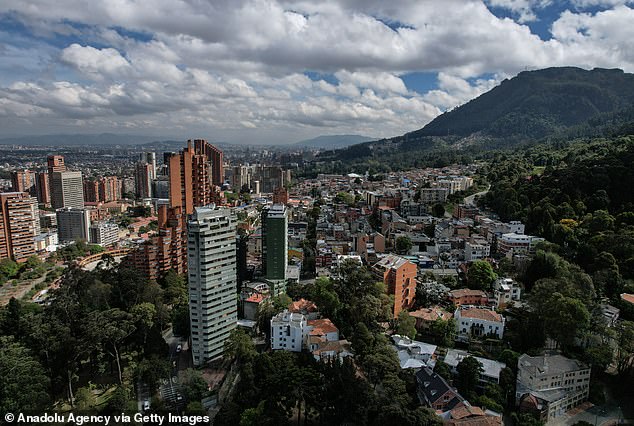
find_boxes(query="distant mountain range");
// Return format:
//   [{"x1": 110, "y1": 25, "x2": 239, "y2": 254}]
[
  {"x1": 0, "y1": 133, "x2": 162, "y2": 146},
  {"x1": 293, "y1": 134, "x2": 374, "y2": 149}
]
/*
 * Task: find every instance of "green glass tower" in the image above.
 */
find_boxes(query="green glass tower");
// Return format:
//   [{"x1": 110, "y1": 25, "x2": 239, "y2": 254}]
[{"x1": 261, "y1": 204, "x2": 288, "y2": 295}]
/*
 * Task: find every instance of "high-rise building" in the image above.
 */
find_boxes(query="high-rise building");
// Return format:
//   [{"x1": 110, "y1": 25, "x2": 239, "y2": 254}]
[
  {"x1": 139, "y1": 152, "x2": 157, "y2": 178},
  {"x1": 85, "y1": 176, "x2": 121, "y2": 203},
  {"x1": 11, "y1": 170, "x2": 36, "y2": 195},
  {"x1": 47, "y1": 155, "x2": 66, "y2": 174},
  {"x1": 0, "y1": 192, "x2": 39, "y2": 262},
  {"x1": 273, "y1": 187, "x2": 289, "y2": 205},
  {"x1": 56, "y1": 208, "x2": 91, "y2": 242},
  {"x1": 35, "y1": 172, "x2": 51, "y2": 206},
  {"x1": 83, "y1": 179, "x2": 100, "y2": 203},
  {"x1": 135, "y1": 162, "x2": 154, "y2": 199},
  {"x1": 262, "y1": 204, "x2": 288, "y2": 296},
  {"x1": 51, "y1": 171, "x2": 84, "y2": 209},
  {"x1": 187, "y1": 205, "x2": 237, "y2": 366},
  {"x1": 127, "y1": 140, "x2": 222, "y2": 280},
  {"x1": 99, "y1": 176, "x2": 121, "y2": 202}
]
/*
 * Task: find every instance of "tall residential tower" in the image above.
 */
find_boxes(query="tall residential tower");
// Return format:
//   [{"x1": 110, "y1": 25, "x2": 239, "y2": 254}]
[{"x1": 261, "y1": 204, "x2": 288, "y2": 296}]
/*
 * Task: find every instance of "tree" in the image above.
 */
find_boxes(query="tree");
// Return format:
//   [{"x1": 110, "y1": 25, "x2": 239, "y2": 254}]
[
  {"x1": 86, "y1": 308, "x2": 136, "y2": 384},
  {"x1": 0, "y1": 258, "x2": 19, "y2": 279},
  {"x1": 467, "y1": 260, "x2": 497, "y2": 291},
  {"x1": 542, "y1": 292, "x2": 590, "y2": 349},
  {"x1": 75, "y1": 386, "x2": 97, "y2": 410},
  {"x1": 172, "y1": 304, "x2": 190, "y2": 337},
  {"x1": 225, "y1": 328, "x2": 257, "y2": 364},
  {"x1": 432, "y1": 203, "x2": 445, "y2": 218},
  {"x1": 456, "y1": 356, "x2": 483, "y2": 398},
  {"x1": 434, "y1": 361, "x2": 452, "y2": 381},
  {"x1": 181, "y1": 369, "x2": 209, "y2": 403},
  {"x1": 395, "y1": 236, "x2": 413, "y2": 254},
  {"x1": 396, "y1": 310, "x2": 416, "y2": 339},
  {"x1": 0, "y1": 336, "x2": 50, "y2": 413}
]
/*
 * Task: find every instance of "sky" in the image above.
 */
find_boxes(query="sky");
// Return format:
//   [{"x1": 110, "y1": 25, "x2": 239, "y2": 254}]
[{"x1": 1, "y1": 0, "x2": 634, "y2": 144}]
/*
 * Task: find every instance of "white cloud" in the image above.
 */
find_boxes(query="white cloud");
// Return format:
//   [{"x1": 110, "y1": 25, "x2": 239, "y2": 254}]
[{"x1": 0, "y1": 0, "x2": 633, "y2": 142}]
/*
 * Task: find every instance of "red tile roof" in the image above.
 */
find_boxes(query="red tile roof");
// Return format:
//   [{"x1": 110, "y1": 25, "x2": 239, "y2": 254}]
[
  {"x1": 621, "y1": 293, "x2": 634, "y2": 305},
  {"x1": 246, "y1": 293, "x2": 266, "y2": 303},
  {"x1": 460, "y1": 308, "x2": 502, "y2": 322},
  {"x1": 307, "y1": 318, "x2": 339, "y2": 336},
  {"x1": 289, "y1": 298, "x2": 318, "y2": 313},
  {"x1": 409, "y1": 306, "x2": 453, "y2": 322}
]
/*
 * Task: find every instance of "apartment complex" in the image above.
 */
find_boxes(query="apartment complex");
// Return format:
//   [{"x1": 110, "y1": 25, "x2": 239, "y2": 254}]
[
  {"x1": 516, "y1": 354, "x2": 590, "y2": 422},
  {"x1": 374, "y1": 254, "x2": 417, "y2": 318},
  {"x1": 128, "y1": 140, "x2": 224, "y2": 280},
  {"x1": 11, "y1": 170, "x2": 36, "y2": 195},
  {"x1": 89, "y1": 222, "x2": 119, "y2": 247},
  {"x1": 261, "y1": 204, "x2": 288, "y2": 295},
  {"x1": 56, "y1": 208, "x2": 91, "y2": 242},
  {"x1": 187, "y1": 206, "x2": 237, "y2": 366},
  {"x1": 0, "y1": 192, "x2": 39, "y2": 262}
]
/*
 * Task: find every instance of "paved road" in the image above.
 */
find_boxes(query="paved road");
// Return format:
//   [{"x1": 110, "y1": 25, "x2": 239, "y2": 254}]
[
  {"x1": 463, "y1": 185, "x2": 491, "y2": 205},
  {"x1": 158, "y1": 329, "x2": 190, "y2": 411}
]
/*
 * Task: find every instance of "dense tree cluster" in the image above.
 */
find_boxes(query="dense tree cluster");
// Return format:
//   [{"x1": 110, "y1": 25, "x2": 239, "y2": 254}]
[{"x1": 0, "y1": 262, "x2": 186, "y2": 413}]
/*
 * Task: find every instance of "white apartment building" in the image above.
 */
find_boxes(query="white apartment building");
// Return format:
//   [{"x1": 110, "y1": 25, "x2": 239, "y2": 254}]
[
  {"x1": 89, "y1": 222, "x2": 119, "y2": 247},
  {"x1": 493, "y1": 277, "x2": 522, "y2": 308},
  {"x1": 516, "y1": 354, "x2": 590, "y2": 422},
  {"x1": 187, "y1": 206, "x2": 238, "y2": 367},
  {"x1": 454, "y1": 306, "x2": 505, "y2": 341},
  {"x1": 271, "y1": 310, "x2": 307, "y2": 352},
  {"x1": 465, "y1": 239, "x2": 491, "y2": 261},
  {"x1": 497, "y1": 233, "x2": 544, "y2": 256}
]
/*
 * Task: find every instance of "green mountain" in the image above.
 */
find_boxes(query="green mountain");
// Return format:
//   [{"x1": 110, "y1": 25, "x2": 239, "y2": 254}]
[
  {"x1": 415, "y1": 67, "x2": 634, "y2": 139},
  {"x1": 309, "y1": 67, "x2": 634, "y2": 174}
]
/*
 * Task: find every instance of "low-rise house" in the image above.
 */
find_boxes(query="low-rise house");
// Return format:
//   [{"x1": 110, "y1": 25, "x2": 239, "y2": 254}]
[
  {"x1": 289, "y1": 298, "x2": 320, "y2": 320},
  {"x1": 445, "y1": 405, "x2": 502, "y2": 426},
  {"x1": 449, "y1": 289, "x2": 489, "y2": 307},
  {"x1": 416, "y1": 367, "x2": 466, "y2": 413},
  {"x1": 311, "y1": 339, "x2": 353, "y2": 362},
  {"x1": 464, "y1": 239, "x2": 491, "y2": 261},
  {"x1": 443, "y1": 349, "x2": 506, "y2": 387},
  {"x1": 516, "y1": 354, "x2": 590, "y2": 423},
  {"x1": 391, "y1": 335, "x2": 437, "y2": 369},
  {"x1": 497, "y1": 233, "x2": 544, "y2": 256},
  {"x1": 409, "y1": 306, "x2": 453, "y2": 332},
  {"x1": 454, "y1": 306, "x2": 505, "y2": 341}
]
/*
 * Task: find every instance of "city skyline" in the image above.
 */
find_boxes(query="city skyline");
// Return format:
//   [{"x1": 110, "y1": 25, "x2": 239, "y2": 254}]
[{"x1": 2, "y1": 1, "x2": 634, "y2": 144}]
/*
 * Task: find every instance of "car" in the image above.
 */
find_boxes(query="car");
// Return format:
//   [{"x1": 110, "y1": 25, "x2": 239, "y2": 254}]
[
  {"x1": 142, "y1": 400, "x2": 150, "y2": 411},
  {"x1": 176, "y1": 344, "x2": 182, "y2": 353}
]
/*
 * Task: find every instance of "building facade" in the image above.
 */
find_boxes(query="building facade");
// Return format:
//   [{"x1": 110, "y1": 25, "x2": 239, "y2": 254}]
[
  {"x1": 271, "y1": 310, "x2": 307, "y2": 352},
  {"x1": 0, "y1": 192, "x2": 39, "y2": 262},
  {"x1": 89, "y1": 222, "x2": 119, "y2": 247},
  {"x1": 261, "y1": 204, "x2": 288, "y2": 295},
  {"x1": 516, "y1": 354, "x2": 590, "y2": 422},
  {"x1": 50, "y1": 171, "x2": 84, "y2": 209},
  {"x1": 56, "y1": 208, "x2": 91, "y2": 242},
  {"x1": 187, "y1": 206, "x2": 237, "y2": 366},
  {"x1": 374, "y1": 254, "x2": 417, "y2": 318},
  {"x1": 454, "y1": 306, "x2": 505, "y2": 341}
]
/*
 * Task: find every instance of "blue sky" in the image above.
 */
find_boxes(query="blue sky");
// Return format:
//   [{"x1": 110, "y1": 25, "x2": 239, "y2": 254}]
[{"x1": 0, "y1": 0, "x2": 633, "y2": 144}]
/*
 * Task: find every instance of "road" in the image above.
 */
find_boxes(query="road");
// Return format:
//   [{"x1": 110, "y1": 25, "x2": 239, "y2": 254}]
[
  {"x1": 463, "y1": 185, "x2": 490, "y2": 205},
  {"x1": 137, "y1": 328, "x2": 190, "y2": 412}
]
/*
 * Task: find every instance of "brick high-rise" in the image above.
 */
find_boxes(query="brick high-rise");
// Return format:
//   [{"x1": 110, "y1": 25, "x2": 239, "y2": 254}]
[
  {"x1": 47, "y1": 155, "x2": 66, "y2": 173},
  {"x1": 11, "y1": 170, "x2": 36, "y2": 195},
  {"x1": 36, "y1": 172, "x2": 51, "y2": 206},
  {"x1": 0, "y1": 192, "x2": 39, "y2": 262},
  {"x1": 128, "y1": 139, "x2": 223, "y2": 279}
]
